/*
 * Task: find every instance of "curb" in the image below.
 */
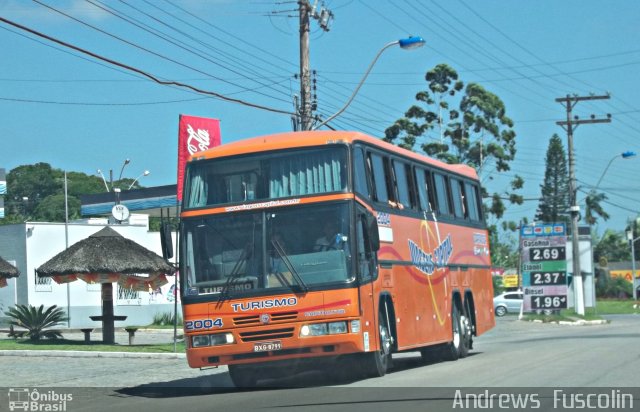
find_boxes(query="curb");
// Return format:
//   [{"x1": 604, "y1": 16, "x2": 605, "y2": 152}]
[
  {"x1": 527, "y1": 319, "x2": 609, "y2": 325},
  {"x1": 0, "y1": 350, "x2": 186, "y2": 359}
]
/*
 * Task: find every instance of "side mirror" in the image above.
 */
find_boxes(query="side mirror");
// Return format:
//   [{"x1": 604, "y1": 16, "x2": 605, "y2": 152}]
[
  {"x1": 366, "y1": 213, "x2": 380, "y2": 252},
  {"x1": 160, "y1": 222, "x2": 174, "y2": 259}
]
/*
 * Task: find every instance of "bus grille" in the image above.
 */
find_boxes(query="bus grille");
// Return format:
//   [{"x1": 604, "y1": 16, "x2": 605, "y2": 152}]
[
  {"x1": 238, "y1": 327, "x2": 295, "y2": 342},
  {"x1": 233, "y1": 311, "x2": 297, "y2": 326}
]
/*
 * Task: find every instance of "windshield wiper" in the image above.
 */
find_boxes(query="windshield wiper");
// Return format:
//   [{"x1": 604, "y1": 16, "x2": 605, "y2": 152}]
[
  {"x1": 216, "y1": 247, "x2": 250, "y2": 305},
  {"x1": 271, "y1": 238, "x2": 308, "y2": 293}
]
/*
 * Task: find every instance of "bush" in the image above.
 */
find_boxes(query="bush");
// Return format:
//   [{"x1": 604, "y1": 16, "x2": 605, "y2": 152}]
[
  {"x1": 597, "y1": 276, "x2": 633, "y2": 299},
  {"x1": 492, "y1": 275, "x2": 505, "y2": 296},
  {"x1": 152, "y1": 311, "x2": 182, "y2": 326},
  {"x1": 5, "y1": 304, "x2": 68, "y2": 340}
]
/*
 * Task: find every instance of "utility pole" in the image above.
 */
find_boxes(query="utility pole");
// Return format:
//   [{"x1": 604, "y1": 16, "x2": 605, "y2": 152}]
[
  {"x1": 555, "y1": 94, "x2": 611, "y2": 315},
  {"x1": 298, "y1": 0, "x2": 333, "y2": 131}
]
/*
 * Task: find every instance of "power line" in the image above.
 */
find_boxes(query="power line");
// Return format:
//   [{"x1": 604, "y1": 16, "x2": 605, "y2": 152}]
[
  {"x1": 0, "y1": 96, "x2": 210, "y2": 106},
  {"x1": 0, "y1": 16, "x2": 294, "y2": 116}
]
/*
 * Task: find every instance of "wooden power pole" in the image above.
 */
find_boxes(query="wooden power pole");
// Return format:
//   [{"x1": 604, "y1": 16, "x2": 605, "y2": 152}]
[
  {"x1": 298, "y1": 1, "x2": 333, "y2": 131},
  {"x1": 556, "y1": 94, "x2": 611, "y2": 315}
]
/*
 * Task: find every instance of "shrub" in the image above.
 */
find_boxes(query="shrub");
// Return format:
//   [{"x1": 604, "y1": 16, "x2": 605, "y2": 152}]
[
  {"x1": 152, "y1": 311, "x2": 182, "y2": 326},
  {"x1": 492, "y1": 275, "x2": 505, "y2": 296},
  {"x1": 597, "y1": 276, "x2": 633, "y2": 299},
  {"x1": 5, "y1": 304, "x2": 68, "y2": 340}
]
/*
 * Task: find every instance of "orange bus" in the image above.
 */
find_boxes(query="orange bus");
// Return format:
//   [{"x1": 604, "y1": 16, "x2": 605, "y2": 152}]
[{"x1": 178, "y1": 130, "x2": 495, "y2": 386}]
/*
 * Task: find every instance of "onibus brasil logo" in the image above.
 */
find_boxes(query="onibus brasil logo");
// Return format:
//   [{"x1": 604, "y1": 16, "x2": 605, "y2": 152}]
[{"x1": 7, "y1": 388, "x2": 72, "y2": 411}]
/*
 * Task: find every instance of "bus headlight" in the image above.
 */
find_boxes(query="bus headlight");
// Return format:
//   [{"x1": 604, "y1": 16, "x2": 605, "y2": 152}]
[
  {"x1": 328, "y1": 321, "x2": 347, "y2": 334},
  {"x1": 192, "y1": 335, "x2": 210, "y2": 348},
  {"x1": 300, "y1": 321, "x2": 349, "y2": 337},
  {"x1": 192, "y1": 333, "x2": 234, "y2": 347},
  {"x1": 309, "y1": 323, "x2": 328, "y2": 336}
]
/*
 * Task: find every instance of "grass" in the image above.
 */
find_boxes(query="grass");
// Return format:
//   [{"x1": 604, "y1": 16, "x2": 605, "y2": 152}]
[
  {"x1": 0, "y1": 338, "x2": 185, "y2": 353},
  {"x1": 593, "y1": 299, "x2": 640, "y2": 314}
]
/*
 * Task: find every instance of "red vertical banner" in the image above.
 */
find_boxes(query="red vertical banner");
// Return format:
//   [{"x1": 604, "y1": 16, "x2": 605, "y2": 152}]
[{"x1": 177, "y1": 115, "x2": 221, "y2": 202}]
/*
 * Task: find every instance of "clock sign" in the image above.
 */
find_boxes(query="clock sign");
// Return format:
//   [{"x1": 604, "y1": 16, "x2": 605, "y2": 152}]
[{"x1": 111, "y1": 204, "x2": 130, "y2": 221}]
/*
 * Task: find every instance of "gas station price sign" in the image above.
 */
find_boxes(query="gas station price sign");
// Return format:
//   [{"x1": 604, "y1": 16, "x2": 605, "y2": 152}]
[
  {"x1": 520, "y1": 223, "x2": 568, "y2": 312},
  {"x1": 530, "y1": 271, "x2": 567, "y2": 286},
  {"x1": 530, "y1": 294, "x2": 568, "y2": 310}
]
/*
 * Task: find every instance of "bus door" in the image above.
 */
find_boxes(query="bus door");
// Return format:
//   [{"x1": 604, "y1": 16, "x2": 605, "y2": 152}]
[{"x1": 355, "y1": 207, "x2": 379, "y2": 349}]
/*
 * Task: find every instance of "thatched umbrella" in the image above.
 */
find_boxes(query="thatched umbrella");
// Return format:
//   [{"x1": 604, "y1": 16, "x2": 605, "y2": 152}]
[
  {"x1": 36, "y1": 226, "x2": 176, "y2": 343},
  {"x1": 0, "y1": 255, "x2": 20, "y2": 288}
]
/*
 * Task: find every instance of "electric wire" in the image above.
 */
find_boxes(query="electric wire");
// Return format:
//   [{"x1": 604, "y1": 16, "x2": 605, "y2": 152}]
[{"x1": 0, "y1": 16, "x2": 294, "y2": 115}]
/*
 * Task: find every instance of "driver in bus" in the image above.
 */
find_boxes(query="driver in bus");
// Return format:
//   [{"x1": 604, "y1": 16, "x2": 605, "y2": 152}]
[{"x1": 314, "y1": 221, "x2": 350, "y2": 256}]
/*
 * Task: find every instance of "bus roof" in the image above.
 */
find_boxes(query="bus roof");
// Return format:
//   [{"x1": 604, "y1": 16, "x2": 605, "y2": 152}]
[{"x1": 189, "y1": 130, "x2": 479, "y2": 180}]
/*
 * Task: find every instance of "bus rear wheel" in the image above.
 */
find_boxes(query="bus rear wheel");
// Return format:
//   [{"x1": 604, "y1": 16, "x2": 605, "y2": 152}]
[
  {"x1": 361, "y1": 308, "x2": 392, "y2": 377},
  {"x1": 442, "y1": 304, "x2": 471, "y2": 361},
  {"x1": 228, "y1": 364, "x2": 258, "y2": 388}
]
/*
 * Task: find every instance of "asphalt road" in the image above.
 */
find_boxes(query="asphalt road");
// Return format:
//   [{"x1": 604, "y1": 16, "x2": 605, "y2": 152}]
[{"x1": 1, "y1": 315, "x2": 639, "y2": 411}]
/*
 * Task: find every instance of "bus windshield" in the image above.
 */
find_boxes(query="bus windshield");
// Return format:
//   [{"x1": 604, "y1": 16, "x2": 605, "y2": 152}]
[
  {"x1": 182, "y1": 203, "x2": 353, "y2": 298},
  {"x1": 184, "y1": 146, "x2": 348, "y2": 209}
]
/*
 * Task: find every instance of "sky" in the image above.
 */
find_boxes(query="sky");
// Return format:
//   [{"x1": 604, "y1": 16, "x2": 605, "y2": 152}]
[{"x1": 1, "y1": 0, "x2": 640, "y2": 238}]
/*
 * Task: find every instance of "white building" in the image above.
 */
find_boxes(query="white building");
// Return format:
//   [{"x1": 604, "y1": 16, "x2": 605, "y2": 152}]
[{"x1": 0, "y1": 217, "x2": 179, "y2": 329}]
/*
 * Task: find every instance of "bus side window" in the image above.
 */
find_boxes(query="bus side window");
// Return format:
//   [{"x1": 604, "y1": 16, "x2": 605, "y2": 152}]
[
  {"x1": 414, "y1": 167, "x2": 434, "y2": 212},
  {"x1": 433, "y1": 173, "x2": 451, "y2": 216},
  {"x1": 369, "y1": 153, "x2": 389, "y2": 204},
  {"x1": 464, "y1": 182, "x2": 481, "y2": 221},
  {"x1": 392, "y1": 160, "x2": 412, "y2": 209},
  {"x1": 450, "y1": 177, "x2": 465, "y2": 219},
  {"x1": 405, "y1": 163, "x2": 418, "y2": 209},
  {"x1": 353, "y1": 146, "x2": 371, "y2": 199}
]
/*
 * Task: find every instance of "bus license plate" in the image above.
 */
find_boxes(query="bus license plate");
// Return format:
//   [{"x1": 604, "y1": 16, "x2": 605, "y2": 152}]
[{"x1": 253, "y1": 341, "x2": 282, "y2": 352}]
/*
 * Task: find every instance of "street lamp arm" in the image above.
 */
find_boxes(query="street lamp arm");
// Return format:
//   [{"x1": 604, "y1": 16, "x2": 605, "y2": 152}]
[
  {"x1": 127, "y1": 170, "x2": 150, "y2": 190},
  {"x1": 96, "y1": 169, "x2": 110, "y2": 192},
  {"x1": 118, "y1": 158, "x2": 131, "y2": 182},
  {"x1": 313, "y1": 41, "x2": 398, "y2": 131},
  {"x1": 593, "y1": 156, "x2": 618, "y2": 191},
  {"x1": 580, "y1": 150, "x2": 636, "y2": 203},
  {"x1": 312, "y1": 36, "x2": 425, "y2": 131}
]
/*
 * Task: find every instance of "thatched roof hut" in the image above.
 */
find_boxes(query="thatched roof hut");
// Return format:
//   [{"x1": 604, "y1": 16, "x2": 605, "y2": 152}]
[
  {"x1": 0, "y1": 255, "x2": 19, "y2": 278},
  {"x1": 35, "y1": 225, "x2": 176, "y2": 344},
  {"x1": 36, "y1": 226, "x2": 175, "y2": 277}
]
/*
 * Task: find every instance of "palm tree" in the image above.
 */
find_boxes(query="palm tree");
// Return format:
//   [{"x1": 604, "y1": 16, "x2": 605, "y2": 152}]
[{"x1": 5, "y1": 304, "x2": 68, "y2": 341}]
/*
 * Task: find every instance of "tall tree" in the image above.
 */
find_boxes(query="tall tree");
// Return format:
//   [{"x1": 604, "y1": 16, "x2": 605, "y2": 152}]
[
  {"x1": 583, "y1": 192, "x2": 610, "y2": 226},
  {"x1": 593, "y1": 229, "x2": 630, "y2": 263},
  {"x1": 384, "y1": 63, "x2": 523, "y2": 220},
  {"x1": 6, "y1": 163, "x2": 59, "y2": 218},
  {"x1": 535, "y1": 134, "x2": 570, "y2": 224},
  {"x1": 3, "y1": 164, "x2": 111, "y2": 223}
]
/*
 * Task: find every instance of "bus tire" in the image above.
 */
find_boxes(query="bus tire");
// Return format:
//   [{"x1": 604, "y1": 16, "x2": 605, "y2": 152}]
[
  {"x1": 361, "y1": 307, "x2": 392, "y2": 377},
  {"x1": 463, "y1": 298, "x2": 474, "y2": 350},
  {"x1": 442, "y1": 304, "x2": 471, "y2": 361},
  {"x1": 228, "y1": 364, "x2": 258, "y2": 388}
]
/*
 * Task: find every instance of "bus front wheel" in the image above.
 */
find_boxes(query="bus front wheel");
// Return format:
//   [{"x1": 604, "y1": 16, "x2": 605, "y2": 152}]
[
  {"x1": 361, "y1": 307, "x2": 392, "y2": 377},
  {"x1": 228, "y1": 364, "x2": 258, "y2": 388}
]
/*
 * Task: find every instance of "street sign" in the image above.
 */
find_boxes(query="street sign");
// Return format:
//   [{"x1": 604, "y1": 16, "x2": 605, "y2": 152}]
[{"x1": 520, "y1": 223, "x2": 568, "y2": 312}]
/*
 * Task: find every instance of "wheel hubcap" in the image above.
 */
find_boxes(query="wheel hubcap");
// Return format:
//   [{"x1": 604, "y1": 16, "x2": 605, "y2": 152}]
[{"x1": 379, "y1": 325, "x2": 391, "y2": 356}]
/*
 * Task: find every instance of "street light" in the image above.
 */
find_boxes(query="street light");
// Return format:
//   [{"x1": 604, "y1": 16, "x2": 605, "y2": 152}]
[
  {"x1": 312, "y1": 36, "x2": 426, "y2": 130},
  {"x1": 96, "y1": 169, "x2": 110, "y2": 192},
  {"x1": 593, "y1": 151, "x2": 636, "y2": 192},
  {"x1": 626, "y1": 228, "x2": 639, "y2": 300},
  {"x1": 97, "y1": 159, "x2": 137, "y2": 192},
  {"x1": 128, "y1": 170, "x2": 150, "y2": 190},
  {"x1": 118, "y1": 158, "x2": 131, "y2": 182}
]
